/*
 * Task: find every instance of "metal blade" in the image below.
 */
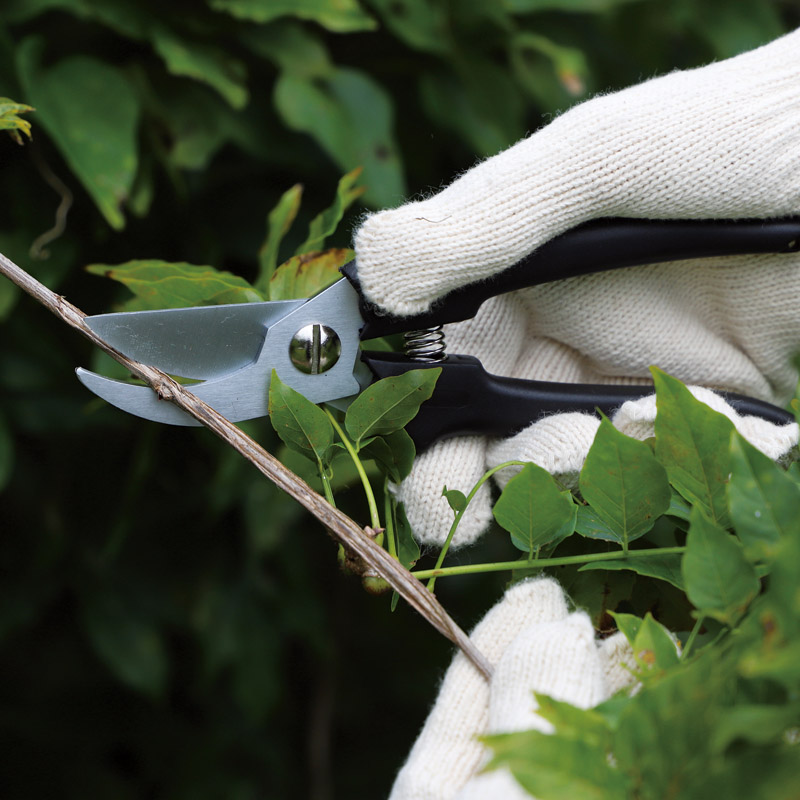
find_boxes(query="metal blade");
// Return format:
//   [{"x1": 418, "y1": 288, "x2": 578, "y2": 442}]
[
  {"x1": 85, "y1": 299, "x2": 305, "y2": 380},
  {"x1": 76, "y1": 361, "x2": 269, "y2": 426},
  {"x1": 77, "y1": 279, "x2": 369, "y2": 425}
]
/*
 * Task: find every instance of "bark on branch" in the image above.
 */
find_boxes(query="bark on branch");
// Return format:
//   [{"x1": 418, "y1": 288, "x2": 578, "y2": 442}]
[{"x1": 0, "y1": 250, "x2": 492, "y2": 680}]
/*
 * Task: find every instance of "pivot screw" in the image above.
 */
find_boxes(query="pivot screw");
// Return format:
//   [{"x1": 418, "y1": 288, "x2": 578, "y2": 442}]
[{"x1": 289, "y1": 324, "x2": 341, "y2": 374}]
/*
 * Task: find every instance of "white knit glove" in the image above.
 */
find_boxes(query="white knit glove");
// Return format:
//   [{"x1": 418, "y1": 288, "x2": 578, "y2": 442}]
[
  {"x1": 354, "y1": 30, "x2": 800, "y2": 547},
  {"x1": 388, "y1": 577, "x2": 636, "y2": 800}
]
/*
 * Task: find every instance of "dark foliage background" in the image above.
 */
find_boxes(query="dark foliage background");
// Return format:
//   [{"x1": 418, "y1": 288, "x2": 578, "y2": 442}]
[{"x1": 1, "y1": 2, "x2": 797, "y2": 797}]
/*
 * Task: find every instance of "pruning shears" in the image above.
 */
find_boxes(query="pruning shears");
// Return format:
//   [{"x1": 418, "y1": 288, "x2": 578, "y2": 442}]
[{"x1": 77, "y1": 218, "x2": 800, "y2": 449}]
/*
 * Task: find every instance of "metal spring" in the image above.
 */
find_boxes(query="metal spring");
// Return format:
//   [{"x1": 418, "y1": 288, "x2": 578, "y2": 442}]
[{"x1": 403, "y1": 326, "x2": 447, "y2": 362}]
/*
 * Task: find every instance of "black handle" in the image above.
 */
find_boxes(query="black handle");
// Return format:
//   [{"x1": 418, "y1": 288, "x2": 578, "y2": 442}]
[
  {"x1": 363, "y1": 352, "x2": 795, "y2": 452},
  {"x1": 343, "y1": 217, "x2": 800, "y2": 339}
]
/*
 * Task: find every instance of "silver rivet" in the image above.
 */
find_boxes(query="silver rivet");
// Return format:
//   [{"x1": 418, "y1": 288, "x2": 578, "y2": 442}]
[{"x1": 289, "y1": 324, "x2": 341, "y2": 374}]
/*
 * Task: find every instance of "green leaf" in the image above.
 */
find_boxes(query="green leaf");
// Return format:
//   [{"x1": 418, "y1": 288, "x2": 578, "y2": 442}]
[
  {"x1": 0, "y1": 97, "x2": 34, "y2": 143},
  {"x1": 609, "y1": 611, "x2": 643, "y2": 645},
  {"x1": 630, "y1": 612, "x2": 680, "y2": 674},
  {"x1": 580, "y1": 553, "x2": 685, "y2": 591},
  {"x1": 485, "y1": 729, "x2": 629, "y2": 800},
  {"x1": 394, "y1": 501, "x2": 420, "y2": 569},
  {"x1": 506, "y1": 0, "x2": 645, "y2": 10},
  {"x1": 257, "y1": 183, "x2": 303, "y2": 295},
  {"x1": 268, "y1": 248, "x2": 353, "y2": 301},
  {"x1": 579, "y1": 416, "x2": 671, "y2": 549},
  {"x1": 682, "y1": 506, "x2": 759, "y2": 626},
  {"x1": 574, "y1": 504, "x2": 619, "y2": 542},
  {"x1": 510, "y1": 32, "x2": 588, "y2": 98},
  {"x1": 81, "y1": 587, "x2": 168, "y2": 699},
  {"x1": 442, "y1": 486, "x2": 468, "y2": 514},
  {"x1": 360, "y1": 430, "x2": 416, "y2": 482},
  {"x1": 274, "y1": 68, "x2": 405, "y2": 208},
  {"x1": 209, "y1": 0, "x2": 378, "y2": 32},
  {"x1": 344, "y1": 368, "x2": 440, "y2": 448},
  {"x1": 727, "y1": 432, "x2": 800, "y2": 561},
  {"x1": 652, "y1": 367, "x2": 735, "y2": 528},
  {"x1": 711, "y1": 703, "x2": 800, "y2": 752},
  {"x1": 366, "y1": 0, "x2": 449, "y2": 54},
  {"x1": 17, "y1": 40, "x2": 139, "y2": 230},
  {"x1": 419, "y1": 60, "x2": 525, "y2": 157},
  {"x1": 86, "y1": 260, "x2": 264, "y2": 310},
  {"x1": 152, "y1": 29, "x2": 249, "y2": 110},
  {"x1": 296, "y1": 167, "x2": 365, "y2": 255},
  {"x1": 268, "y1": 370, "x2": 334, "y2": 466},
  {"x1": 0, "y1": 411, "x2": 14, "y2": 492},
  {"x1": 533, "y1": 693, "x2": 615, "y2": 747},
  {"x1": 493, "y1": 463, "x2": 577, "y2": 553}
]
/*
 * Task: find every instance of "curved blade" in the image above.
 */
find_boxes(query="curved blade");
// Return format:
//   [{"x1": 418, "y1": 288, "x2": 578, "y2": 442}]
[
  {"x1": 76, "y1": 363, "x2": 269, "y2": 426},
  {"x1": 85, "y1": 300, "x2": 305, "y2": 380}
]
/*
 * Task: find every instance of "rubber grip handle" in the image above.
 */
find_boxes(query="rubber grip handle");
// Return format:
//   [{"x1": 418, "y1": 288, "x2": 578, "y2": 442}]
[
  {"x1": 343, "y1": 217, "x2": 800, "y2": 339},
  {"x1": 362, "y1": 352, "x2": 795, "y2": 452}
]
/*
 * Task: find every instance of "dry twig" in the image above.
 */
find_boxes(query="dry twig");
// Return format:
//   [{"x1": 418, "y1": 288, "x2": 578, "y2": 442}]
[{"x1": 0, "y1": 250, "x2": 492, "y2": 680}]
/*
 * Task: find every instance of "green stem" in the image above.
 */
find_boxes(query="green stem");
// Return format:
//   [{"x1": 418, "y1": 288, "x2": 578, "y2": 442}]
[
  {"x1": 324, "y1": 407, "x2": 381, "y2": 530},
  {"x1": 427, "y1": 460, "x2": 528, "y2": 592},
  {"x1": 384, "y1": 478, "x2": 397, "y2": 559},
  {"x1": 317, "y1": 457, "x2": 336, "y2": 507},
  {"x1": 681, "y1": 615, "x2": 705, "y2": 661},
  {"x1": 413, "y1": 546, "x2": 686, "y2": 581}
]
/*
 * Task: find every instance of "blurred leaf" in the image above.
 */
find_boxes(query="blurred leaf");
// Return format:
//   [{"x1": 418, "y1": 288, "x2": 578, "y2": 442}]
[
  {"x1": 510, "y1": 32, "x2": 588, "y2": 98},
  {"x1": 360, "y1": 429, "x2": 416, "y2": 482},
  {"x1": 257, "y1": 183, "x2": 303, "y2": 294},
  {"x1": 533, "y1": 693, "x2": 615, "y2": 747},
  {"x1": 580, "y1": 416, "x2": 671, "y2": 549},
  {"x1": 630, "y1": 612, "x2": 680, "y2": 675},
  {"x1": 0, "y1": 410, "x2": 13, "y2": 492},
  {"x1": 727, "y1": 432, "x2": 800, "y2": 561},
  {"x1": 268, "y1": 370, "x2": 334, "y2": 465},
  {"x1": 152, "y1": 29, "x2": 248, "y2": 110},
  {"x1": 345, "y1": 368, "x2": 440, "y2": 448},
  {"x1": 0, "y1": 277, "x2": 19, "y2": 320},
  {"x1": 507, "y1": 0, "x2": 644, "y2": 9},
  {"x1": 678, "y1": 0, "x2": 784, "y2": 58},
  {"x1": 296, "y1": 167, "x2": 365, "y2": 255},
  {"x1": 17, "y1": 40, "x2": 139, "y2": 230},
  {"x1": 81, "y1": 587, "x2": 168, "y2": 699},
  {"x1": 268, "y1": 248, "x2": 352, "y2": 300},
  {"x1": 682, "y1": 507, "x2": 759, "y2": 626},
  {"x1": 493, "y1": 463, "x2": 577, "y2": 553},
  {"x1": 86, "y1": 260, "x2": 263, "y2": 309},
  {"x1": 209, "y1": 0, "x2": 377, "y2": 32},
  {"x1": 485, "y1": 728, "x2": 628, "y2": 800},
  {"x1": 652, "y1": 367, "x2": 734, "y2": 528},
  {"x1": 366, "y1": 0, "x2": 449, "y2": 53},
  {"x1": 711, "y1": 703, "x2": 800, "y2": 752},
  {"x1": 420, "y1": 59, "x2": 525, "y2": 156},
  {"x1": 274, "y1": 67, "x2": 405, "y2": 207},
  {"x1": 0, "y1": 97, "x2": 34, "y2": 143},
  {"x1": 245, "y1": 20, "x2": 332, "y2": 78},
  {"x1": 609, "y1": 611, "x2": 643, "y2": 645},
  {"x1": 580, "y1": 553, "x2": 685, "y2": 590},
  {"x1": 442, "y1": 486, "x2": 467, "y2": 513}
]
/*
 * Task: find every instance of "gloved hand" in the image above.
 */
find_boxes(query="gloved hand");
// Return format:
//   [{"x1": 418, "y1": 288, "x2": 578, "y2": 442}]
[
  {"x1": 388, "y1": 577, "x2": 636, "y2": 800},
  {"x1": 354, "y1": 30, "x2": 800, "y2": 547}
]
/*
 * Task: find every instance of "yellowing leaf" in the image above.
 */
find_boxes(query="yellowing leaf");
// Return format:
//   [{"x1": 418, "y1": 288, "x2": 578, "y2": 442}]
[
  {"x1": 0, "y1": 97, "x2": 34, "y2": 143},
  {"x1": 269, "y1": 248, "x2": 352, "y2": 301}
]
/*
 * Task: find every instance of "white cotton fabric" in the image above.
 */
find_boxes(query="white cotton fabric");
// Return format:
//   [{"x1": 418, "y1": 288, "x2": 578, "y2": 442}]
[
  {"x1": 388, "y1": 578, "x2": 637, "y2": 800},
  {"x1": 361, "y1": 31, "x2": 800, "y2": 548}
]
